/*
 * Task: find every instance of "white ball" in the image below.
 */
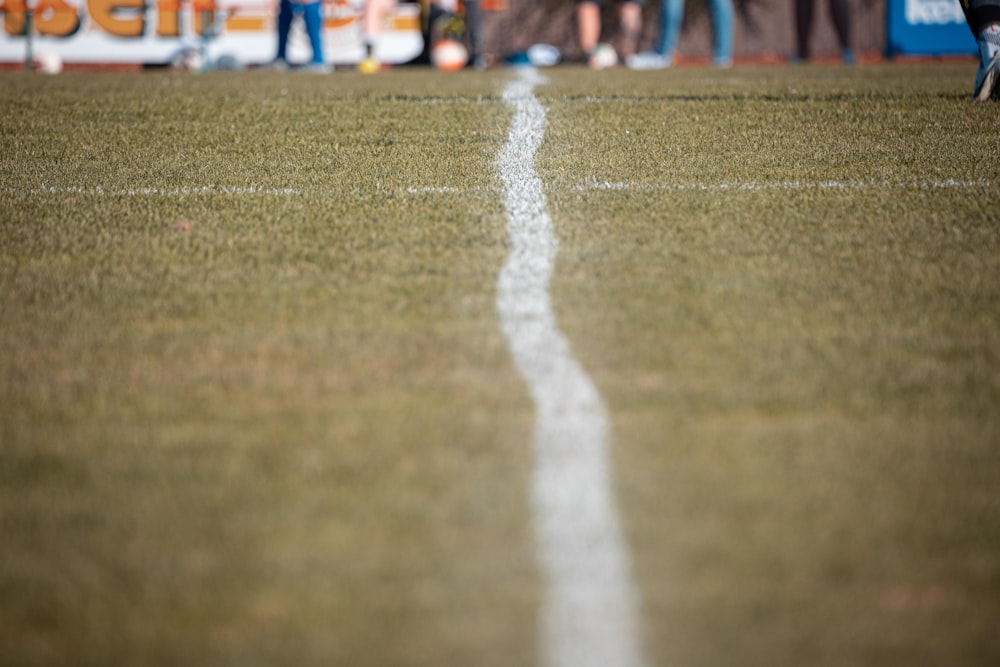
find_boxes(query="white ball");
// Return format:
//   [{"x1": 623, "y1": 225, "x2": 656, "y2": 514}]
[
  {"x1": 171, "y1": 48, "x2": 204, "y2": 72},
  {"x1": 33, "y1": 50, "x2": 63, "y2": 75},
  {"x1": 431, "y1": 39, "x2": 468, "y2": 72},
  {"x1": 589, "y1": 43, "x2": 618, "y2": 70}
]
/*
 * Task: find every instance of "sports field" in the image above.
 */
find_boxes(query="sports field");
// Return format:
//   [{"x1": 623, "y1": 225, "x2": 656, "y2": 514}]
[{"x1": 1, "y1": 62, "x2": 999, "y2": 667}]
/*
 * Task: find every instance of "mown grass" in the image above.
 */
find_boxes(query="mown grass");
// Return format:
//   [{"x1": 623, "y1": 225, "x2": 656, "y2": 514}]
[
  {"x1": 2, "y1": 68, "x2": 537, "y2": 667},
  {"x1": 1, "y1": 63, "x2": 999, "y2": 667},
  {"x1": 541, "y1": 64, "x2": 1000, "y2": 667}
]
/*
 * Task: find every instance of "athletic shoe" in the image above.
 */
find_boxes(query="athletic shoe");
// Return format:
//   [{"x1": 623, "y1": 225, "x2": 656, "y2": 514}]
[
  {"x1": 626, "y1": 52, "x2": 670, "y2": 70},
  {"x1": 302, "y1": 62, "x2": 332, "y2": 74},
  {"x1": 527, "y1": 44, "x2": 561, "y2": 68},
  {"x1": 975, "y1": 51, "x2": 1000, "y2": 101}
]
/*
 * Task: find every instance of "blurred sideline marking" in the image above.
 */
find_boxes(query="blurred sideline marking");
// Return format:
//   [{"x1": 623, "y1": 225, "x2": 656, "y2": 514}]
[
  {"x1": 496, "y1": 67, "x2": 647, "y2": 667},
  {"x1": 8, "y1": 179, "x2": 989, "y2": 200},
  {"x1": 2, "y1": 185, "x2": 301, "y2": 196},
  {"x1": 574, "y1": 178, "x2": 994, "y2": 192}
]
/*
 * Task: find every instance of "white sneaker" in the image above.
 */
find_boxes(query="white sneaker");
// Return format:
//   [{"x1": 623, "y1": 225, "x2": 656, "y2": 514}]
[
  {"x1": 527, "y1": 44, "x2": 561, "y2": 67},
  {"x1": 626, "y1": 52, "x2": 671, "y2": 70},
  {"x1": 302, "y1": 62, "x2": 333, "y2": 74}
]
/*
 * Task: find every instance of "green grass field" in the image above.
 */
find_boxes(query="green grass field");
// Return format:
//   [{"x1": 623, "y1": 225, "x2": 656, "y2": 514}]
[{"x1": 2, "y1": 62, "x2": 999, "y2": 667}]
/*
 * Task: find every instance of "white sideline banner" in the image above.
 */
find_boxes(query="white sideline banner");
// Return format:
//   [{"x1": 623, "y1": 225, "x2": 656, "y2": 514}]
[{"x1": 0, "y1": 0, "x2": 423, "y2": 66}]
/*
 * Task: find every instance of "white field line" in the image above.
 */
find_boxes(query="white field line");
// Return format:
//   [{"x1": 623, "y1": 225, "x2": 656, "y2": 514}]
[
  {"x1": 405, "y1": 186, "x2": 487, "y2": 195},
  {"x1": 1, "y1": 185, "x2": 301, "y2": 197},
  {"x1": 497, "y1": 68, "x2": 646, "y2": 667},
  {"x1": 6, "y1": 178, "x2": 990, "y2": 201},
  {"x1": 574, "y1": 177, "x2": 994, "y2": 192}
]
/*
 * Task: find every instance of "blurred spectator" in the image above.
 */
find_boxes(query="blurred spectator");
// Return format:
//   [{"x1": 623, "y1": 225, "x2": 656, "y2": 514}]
[
  {"x1": 576, "y1": 0, "x2": 644, "y2": 65},
  {"x1": 360, "y1": 0, "x2": 485, "y2": 71},
  {"x1": 659, "y1": 0, "x2": 734, "y2": 67},
  {"x1": 794, "y1": 0, "x2": 853, "y2": 64},
  {"x1": 273, "y1": 0, "x2": 329, "y2": 71}
]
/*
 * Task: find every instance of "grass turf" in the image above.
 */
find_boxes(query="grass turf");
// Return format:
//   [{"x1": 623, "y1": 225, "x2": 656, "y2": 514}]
[{"x1": 1, "y1": 63, "x2": 999, "y2": 666}]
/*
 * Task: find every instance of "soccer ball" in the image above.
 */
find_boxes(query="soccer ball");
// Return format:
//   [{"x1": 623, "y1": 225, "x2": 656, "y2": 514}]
[
  {"x1": 358, "y1": 57, "x2": 381, "y2": 74},
  {"x1": 431, "y1": 39, "x2": 468, "y2": 72},
  {"x1": 589, "y1": 43, "x2": 618, "y2": 70},
  {"x1": 171, "y1": 48, "x2": 205, "y2": 72},
  {"x1": 33, "y1": 50, "x2": 63, "y2": 75}
]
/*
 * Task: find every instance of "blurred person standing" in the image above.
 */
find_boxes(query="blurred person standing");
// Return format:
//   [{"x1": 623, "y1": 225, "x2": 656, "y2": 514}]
[
  {"x1": 661, "y1": 0, "x2": 734, "y2": 67},
  {"x1": 359, "y1": 0, "x2": 485, "y2": 72},
  {"x1": 273, "y1": 0, "x2": 329, "y2": 71},
  {"x1": 626, "y1": 0, "x2": 732, "y2": 69},
  {"x1": 793, "y1": 0, "x2": 854, "y2": 64},
  {"x1": 576, "y1": 0, "x2": 644, "y2": 66},
  {"x1": 961, "y1": 0, "x2": 1000, "y2": 99}
]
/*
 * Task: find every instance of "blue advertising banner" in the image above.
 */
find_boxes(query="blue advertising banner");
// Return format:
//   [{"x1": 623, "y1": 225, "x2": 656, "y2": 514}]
[
  {"x1": 887, "y1": 0, "x2": 976, "y2": 56},
  {"x1": 886, "y1": 0, "x2": 977, "y2": 56}
]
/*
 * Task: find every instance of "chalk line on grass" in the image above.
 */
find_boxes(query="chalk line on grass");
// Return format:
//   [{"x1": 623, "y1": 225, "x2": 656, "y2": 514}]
[
  {"x1": 497, "y1": 67, "x2": 646, "y2": 667},
  {"x1": 8, "y1": 178, "x2": 990, "y2": 202},
  {"x1": 573, "y1": 177, "x2": 994, "y2": 193},
  {"x1": 2, "y1": 185, "x2": 301, "y2": 197}
]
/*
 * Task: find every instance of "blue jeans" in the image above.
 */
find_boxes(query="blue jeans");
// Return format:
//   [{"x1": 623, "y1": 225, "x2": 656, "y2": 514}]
[
  {"x1": 657, "y1": 0, "x2": 734, "y2": 65},
  {"x1": 276, "y1": 0, "x2": 324, "y2": 65}
]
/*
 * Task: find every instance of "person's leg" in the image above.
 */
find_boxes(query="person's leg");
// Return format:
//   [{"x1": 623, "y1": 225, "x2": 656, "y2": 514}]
[
  {"x1": 618, "y1": 1, "x2": 642, "y2": 59},
  {"x1": 794, "y1": 0, "x2": 813, "y2": 60},
  {"x1": 302, "y1": 0, "x2": 325, "y2": 65},
  {"x1": 275, "y1": 0, "x2": 294, "y2": 63},
  {"x1": 962, "y1": 0, "x2": 1000, "y2": 98},
  {"x1": 975, "y1": 24, "x2": 1000, "y2": 99},
  {"x1": 577, "y1": 0, "x2": 602, "y2": 55},
  {"x1": 464, "y1": 0, "x2": 485, "y2": 67},
  {"x1": 656, "y1": 0, "x2": 683, "y2": 59},
  {"x1": 828, "y1": 0, "x2": 853, "y2": 63},
  {"x1": 360, "y1": 0, "x2": 397, "y2": 71},
  {"x1": 708, "y1": 0, "x2": 734, "y2": 66}
]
